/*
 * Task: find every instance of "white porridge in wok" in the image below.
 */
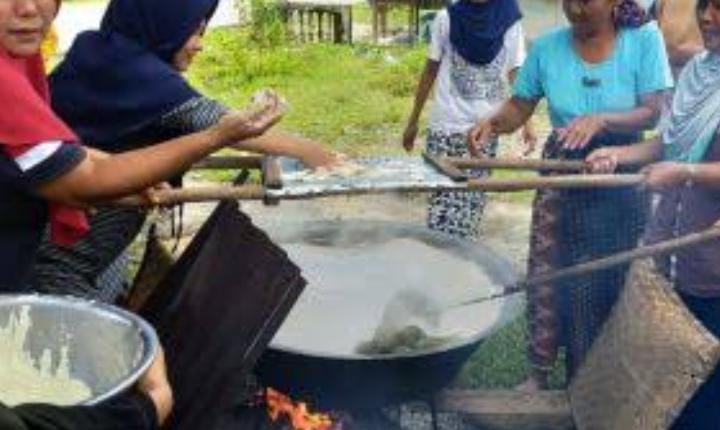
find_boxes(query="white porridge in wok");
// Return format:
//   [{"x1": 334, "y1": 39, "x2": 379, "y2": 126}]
[{"x1": 273, "y1": 237, "x2": 510, "y2": 356}]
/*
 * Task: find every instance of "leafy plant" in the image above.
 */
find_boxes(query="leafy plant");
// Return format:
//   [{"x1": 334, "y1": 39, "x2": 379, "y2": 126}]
[
  {"x1": 189, "y1": 28, "x2": 429, "y2": 156},
  {"x1": 247, "y1": 0, "x2": 287, "y2": 46}
]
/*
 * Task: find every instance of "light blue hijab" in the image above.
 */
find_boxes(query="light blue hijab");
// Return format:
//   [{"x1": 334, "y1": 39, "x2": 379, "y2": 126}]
[{"x1": 663, "y1": 51, "x2": 720, "y2": 162}]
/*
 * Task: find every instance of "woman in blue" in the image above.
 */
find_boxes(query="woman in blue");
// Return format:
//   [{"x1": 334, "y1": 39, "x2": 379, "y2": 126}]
[
  {"x1": 30, "y1": 0, "x2": 337, "y2": 300},
  {"x1": 468, "y1": 0, "x2": 673, "y2": 389},
  {"x1": 586, "y1": 1, "x2": 720, "y2": 426}
]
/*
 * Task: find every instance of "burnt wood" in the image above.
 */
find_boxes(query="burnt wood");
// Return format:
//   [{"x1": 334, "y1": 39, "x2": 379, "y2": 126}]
[{"x1": 436, "y1": 390, "x2": 574, "y2": 430}]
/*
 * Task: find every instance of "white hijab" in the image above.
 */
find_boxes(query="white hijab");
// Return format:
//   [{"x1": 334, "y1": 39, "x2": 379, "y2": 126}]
[{"x1": 663, "y1": 51, "x2": 720, "y2": 162}]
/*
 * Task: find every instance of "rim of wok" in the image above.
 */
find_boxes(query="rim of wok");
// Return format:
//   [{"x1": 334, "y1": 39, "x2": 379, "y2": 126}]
[
  {"x1": 0, "y1": 294, "x2": 160, "y2": 406},
  {"x1": 268, "y1": 219, "x2": 521, "y2": 360}
]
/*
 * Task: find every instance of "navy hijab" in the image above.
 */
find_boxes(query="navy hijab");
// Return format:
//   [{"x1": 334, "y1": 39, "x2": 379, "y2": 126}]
[
  {"x1": 448, "y1": 0, "x2": 522, "y2": 66},
  {"x1": 50, "y1": 0, "x2": 219, "y2": 149}
]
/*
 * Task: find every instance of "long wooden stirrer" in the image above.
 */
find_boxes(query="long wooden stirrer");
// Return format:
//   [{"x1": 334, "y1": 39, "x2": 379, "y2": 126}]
[
  {"x1": 444, "y1": 156, "x2": 587, "y2": 172},
  {"x1": 107, "y1": 175, "x2": 643, "y2": 207},
  {"x1": 193, "y1": 154, "x2": 589, "y2": 173},
  {"x1": 458, "y1": 223, "x2": 720, "y2": 307},
  {"x1": 108, "y1": 174, "x2": 644, "y2": 207}
]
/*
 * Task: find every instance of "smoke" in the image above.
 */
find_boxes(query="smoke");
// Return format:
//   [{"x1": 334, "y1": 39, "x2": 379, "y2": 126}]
[{"x1": 270, "y1": 221, "x2": 522, "y2": 357}]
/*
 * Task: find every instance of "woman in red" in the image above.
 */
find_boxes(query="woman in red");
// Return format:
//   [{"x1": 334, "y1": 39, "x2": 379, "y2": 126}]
[
  {"x1": 0, "y1": 0, "x2": 285, "y2": 292},
  {"x1": 0, "y1": 0, "x2": 283, "y2": 427}
]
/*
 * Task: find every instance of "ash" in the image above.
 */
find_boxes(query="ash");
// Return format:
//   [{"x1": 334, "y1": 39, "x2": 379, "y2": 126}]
[
  {"x1": 333, "y1": 403, "x2": 479, "y2": 430},
  {"x1": 236, "y1": 402, "x2": 480, "y2": 430}
]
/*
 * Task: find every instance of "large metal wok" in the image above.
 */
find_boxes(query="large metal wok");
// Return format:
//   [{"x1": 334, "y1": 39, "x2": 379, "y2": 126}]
[{"x1": 255, "y1": 220, "x2": 521, "y2": 409}]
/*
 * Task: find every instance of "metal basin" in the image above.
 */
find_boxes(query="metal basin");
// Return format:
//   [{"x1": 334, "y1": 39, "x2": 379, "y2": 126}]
[
  {"x1": 0, "y1": 295, "x2": 159, "y2": 406},
  {"x1": 257, "y1": 220, "x2": 521, "y2": 408}
]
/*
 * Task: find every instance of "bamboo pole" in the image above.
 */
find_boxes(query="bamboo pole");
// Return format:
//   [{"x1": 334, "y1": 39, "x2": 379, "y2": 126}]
[
  {"x1": 192, "y1": 155, "x2": 589, "y2": 173},
  {"x1": 272, "y1": 174, "x2": 644, "y2": 198},
  {"x1": 107, "y1": 174, "x2": 644, "y2": 207},
  {"x1": 191, "y1": 155, "x2": 589, "y2": 173},
  {"x1": 423, "y1": 153, "x2": 469, "y2": 181},
  {"x1": 444, "y1": 156, "x2": 588, "y2": 172},
  {"x1": 460, "y1": 223, "x2": 720, "y2": 306},
  {"x1": 465, "y1": 174, "x2": 643, "y2": 191},
  {"x1": 110, "y1": 184, "x2": 266, "y2": 207}
]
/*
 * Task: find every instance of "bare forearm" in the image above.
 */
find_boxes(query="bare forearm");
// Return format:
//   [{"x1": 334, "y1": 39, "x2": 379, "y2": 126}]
[
  {"x1": 232, "y1": 129, "x2": 337, "y2": 169},
  {"x1": 39, "y1": 129, "x2": 223, "y2": 205},
  {"x1": 603, "y1": 91, "x2": 663, "y2": 133},
  {"x1": 687, "y1": 162, "x2": 720, "y2": 189},
  {"x1": 38, "y1": 101, "x2": 284, "y2": 205},
  {"x1": 408, "y1": 60, "x2": 439, "y2": 124},
  {"x1": 232, "y1": 130, "x2": 307, "y2": 156},
  {"x1": 490, "y1": 97, "x2": 536, "y2": 135},
  {"x1": 618, "y1": 136, "x2": 664, "y2": 166},
  {"x1": 659, "y1": 9, "x2": 704, "y2": 70},
  {"x1": 507, "y1": 69, "x2": 535, "y2": 132},
  {"x1": 668, "y1": 42, "x2": 704, "y2": 68},
  {"x1": 602, "y1": 107, "x2": 659, "y2": 134}
]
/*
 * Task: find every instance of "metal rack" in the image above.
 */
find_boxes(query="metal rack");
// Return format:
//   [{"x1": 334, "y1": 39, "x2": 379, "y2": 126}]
[{"x1": 111, "y1": 153, "x2": 643, "y2": 207}]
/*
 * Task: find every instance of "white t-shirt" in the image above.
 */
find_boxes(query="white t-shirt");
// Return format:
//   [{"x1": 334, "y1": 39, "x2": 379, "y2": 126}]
[
  {"x1": 427, "y1": 11, "x2": 526, "y2": 133},
  {"x1": 636, "y1": 0, "x2": 656, "y2": 11}
]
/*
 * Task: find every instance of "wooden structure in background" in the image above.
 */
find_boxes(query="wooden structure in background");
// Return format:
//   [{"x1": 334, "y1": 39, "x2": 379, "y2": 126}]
[
  {"x1": 280, "y1": 0, "x2": 362, "y2": 43},
  {"x1": 370, "y1": 0, "x2": 446, "y2": 42},
  {"x1": 279, "y1": 0, "x2": 446, "y2": 44}
]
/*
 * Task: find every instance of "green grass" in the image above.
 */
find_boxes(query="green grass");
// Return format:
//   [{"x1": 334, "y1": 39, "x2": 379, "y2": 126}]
[
  {"x1": 188, "y1": 27, "x2": 427, "y2": 157},
  {"x1": 491, "y1": 169, "x2": 537, "y2": 205},
  {"x1": 454, "y1": 316, "x2": 566, "y2": 389},
  {"x1": 455, "y1": 317, "x2": 531, "y2": 389}
]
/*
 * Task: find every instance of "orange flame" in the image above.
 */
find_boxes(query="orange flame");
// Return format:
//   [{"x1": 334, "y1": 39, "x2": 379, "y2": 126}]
[{"x1": 266, "y1": 388, "x2": 334, "y2": 430}]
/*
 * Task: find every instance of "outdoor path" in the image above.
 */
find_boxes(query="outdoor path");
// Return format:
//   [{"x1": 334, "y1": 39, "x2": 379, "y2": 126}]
[{"x1": 55, "y1": 0, "x2": 240, "y2": 53}]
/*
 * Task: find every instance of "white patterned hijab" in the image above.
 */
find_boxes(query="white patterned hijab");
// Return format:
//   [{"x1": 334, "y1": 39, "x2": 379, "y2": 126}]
[{"x1": 663, "y1": 51, "x2": 720, "y2": 162}]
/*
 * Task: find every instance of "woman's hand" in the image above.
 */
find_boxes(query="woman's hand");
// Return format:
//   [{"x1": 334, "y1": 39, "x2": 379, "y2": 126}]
[
  {"x1": 467, "y1": 119, "x2": 496, "y2": 157},
  {"x1": 213, "y1": 96, "x2": 285, "y2": 145},
  {"x1": 295, "y1": 141, "x2": 341, "y2": 169},
  {"x1": 557, "y1": 115, "x2": 608, "y2": 150},
  {"x1": 139, "y1": 182, "x2": 171, "y2": 206},
  {"x1": 585, "y1": 147, "x2": 625, "y2": 173},
  {"x1": 521, "y1": 123, "x2": 538, "y2": 156},
  {"x1": 641, "y1": 161, "x2": 692, "y2": 191},
  {"x1": 137, "y1": 347, "x2": 173, "y2": 426},
  {"x1": 402, "y1": 122, "x2": 419, "y2": 153}
]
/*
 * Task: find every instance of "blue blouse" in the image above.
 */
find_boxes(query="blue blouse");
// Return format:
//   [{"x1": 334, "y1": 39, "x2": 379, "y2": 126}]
[{"x1": 513, "y1": 22, "x2": 673, "y2": 128}]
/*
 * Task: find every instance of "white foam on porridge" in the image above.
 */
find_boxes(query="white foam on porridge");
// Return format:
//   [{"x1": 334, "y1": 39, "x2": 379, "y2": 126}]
[
  {"x1": 273, "y1": 237, "x2": 506, "y2": 356},
  {"x1": 0, "y1": 306, "x2": 92, "y2": 406}
]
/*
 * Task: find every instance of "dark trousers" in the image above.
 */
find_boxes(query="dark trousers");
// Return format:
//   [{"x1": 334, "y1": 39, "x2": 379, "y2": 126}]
[
  {"x1": 672, "y1": 293, "x2": 720, "y2": 430},
  {"x1": 30, "y1": 208, "x2": 146, "y2": 299}
]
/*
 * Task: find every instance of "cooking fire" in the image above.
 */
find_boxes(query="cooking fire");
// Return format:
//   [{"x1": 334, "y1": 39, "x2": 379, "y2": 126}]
[{"x1": 266, "y1": 388, "x2": 335, "y2": 430}]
